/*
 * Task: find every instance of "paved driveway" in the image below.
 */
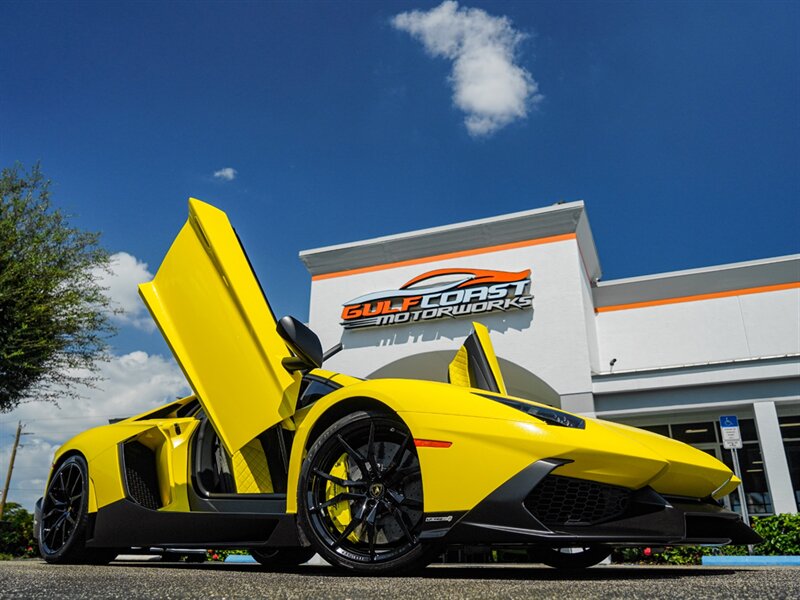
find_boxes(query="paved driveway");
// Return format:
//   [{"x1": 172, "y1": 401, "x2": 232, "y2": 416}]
[{"x1": 1, "y1": 560, "x2": 798, "y2": 599}]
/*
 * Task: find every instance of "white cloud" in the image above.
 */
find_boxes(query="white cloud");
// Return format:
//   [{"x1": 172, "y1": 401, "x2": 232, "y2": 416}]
[
  {"x1": 0, "y1": 351, "x2": 190, "y2": 510},
  {"x1": 213, "y1": 167, "x2": 237, "y2": 181},
  {"x1": 392, "y1": 1, "x2": 541, "y2": 136},
  {"x1": 93, "y1": 252, "x2": 155, "y2": 331}
]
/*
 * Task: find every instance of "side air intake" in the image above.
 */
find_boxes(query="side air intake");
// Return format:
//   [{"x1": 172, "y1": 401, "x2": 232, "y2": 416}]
[
  {"x1": 122, "y1": 441, "x2": 162, "y2": 510},
  {"x1": 525, "y1": 475, "x2": 630, "y2": 526}
]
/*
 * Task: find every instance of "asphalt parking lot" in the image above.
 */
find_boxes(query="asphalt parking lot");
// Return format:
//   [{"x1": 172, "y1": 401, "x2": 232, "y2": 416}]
[{"x1": 1, "y1": 559, "x2": 799, "y2": 599}]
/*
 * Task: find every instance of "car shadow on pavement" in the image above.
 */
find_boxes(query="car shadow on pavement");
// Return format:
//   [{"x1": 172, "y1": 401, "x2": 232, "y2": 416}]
[
  {"x1": 110, "y1": 561, "x2": 738, "y2": 580},
  {"x1": 417, "y1": 565, "x2": 738, "y2": 581}
]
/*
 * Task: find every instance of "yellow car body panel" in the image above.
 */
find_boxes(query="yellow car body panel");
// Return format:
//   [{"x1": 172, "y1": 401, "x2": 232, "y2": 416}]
[
  {"x1": 138, "y1": 198, "x2": 297, "y2": 455},
  {"x1": 283, "y1": 376, "x2": 734, "y2": 514},
  {"x1": 51, "y1": 424, "x2": 144, "y2": 511},
  {"x1": 714, "y1": 475, "x2": 742, "y2": 500},
  {"x1": 593, "y1": 420, "x2": 734, "y2": 498},
  {"x1": 447, "y1": 322, "x2": 508, "y2": 395},
  {"x1": 48, "y1": 397, "x2": 201, "y2": 513}
]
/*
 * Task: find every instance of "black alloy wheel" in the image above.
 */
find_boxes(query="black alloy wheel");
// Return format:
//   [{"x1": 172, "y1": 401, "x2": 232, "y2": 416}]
[
  {"x1": 39, "y1": 455, "x2": 116, "y2": 564},
  {"x1": 529, "y1": 545, "x2": 612, "y2": 569},
  {"x1": 298, "y1": 411, "x2": 434, "y2": 574}
]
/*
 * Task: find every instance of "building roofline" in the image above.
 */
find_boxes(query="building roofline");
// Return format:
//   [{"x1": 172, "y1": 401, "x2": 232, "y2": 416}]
[
  {"x1": 594, "y1": 254, "x2": 800, "y2": 310},
  {"x1": 597, "y1": 254, "x2": 800, "y2": 287},
  {"x1": 300, "y1": 201, "x2": 602, "y2": 281},
  {"x1": 300, "y1": 201, "x2": 583, "y2": 256}
]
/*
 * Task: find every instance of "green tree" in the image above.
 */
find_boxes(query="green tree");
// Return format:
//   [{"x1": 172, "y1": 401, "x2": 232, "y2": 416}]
[
  {"x1": 0, "y1": 163, "x2": 114, "y2": 412},
  {"x1": 0, "y1": 502, "x2": 36, "y2": 557}
]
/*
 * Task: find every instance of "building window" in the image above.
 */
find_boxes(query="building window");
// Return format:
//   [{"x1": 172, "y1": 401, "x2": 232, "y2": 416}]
[
  {"x1": 672, "y1": 422, "x2": 717, "y2": 444},
  {"x1": 780, "y1": 415, "x2": 800, "y2": 508},
  {"x1": 720, "y1": 443, "x2": 773, "y2": 515}
]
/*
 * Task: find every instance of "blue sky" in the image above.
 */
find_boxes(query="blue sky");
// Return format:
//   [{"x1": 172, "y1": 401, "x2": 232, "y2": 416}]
[
  {"x1": 3, "y1": 0, "x2": 798, "y2": 350},
  {"x1": 0, "y1": 1, "x2": 798, "y2": 508}
]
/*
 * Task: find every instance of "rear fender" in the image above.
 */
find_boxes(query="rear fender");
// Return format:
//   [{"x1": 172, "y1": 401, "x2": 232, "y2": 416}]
[{"x1": 51, "y1": 423, "x2": 160, "y2": 512}]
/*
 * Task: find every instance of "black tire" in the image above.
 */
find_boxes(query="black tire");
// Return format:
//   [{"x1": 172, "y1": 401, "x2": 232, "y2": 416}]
[
  {"x1": 298, "y1": 410, "x2": 435, "y2": 574},
  {"x1": 251, "y1": 547, "x2": 316, "y2": 568},
  {"x1": 530, "y1": 545, "x2": 611, "y2": 569},
  {"x1": 39, "y1": 455, "x2": 117, "y2": 565}
]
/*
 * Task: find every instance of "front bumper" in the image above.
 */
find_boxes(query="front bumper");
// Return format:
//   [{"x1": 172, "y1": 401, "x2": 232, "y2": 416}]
[{"x1": 421, "y1": 459, "x2": 761, "y2": 547}]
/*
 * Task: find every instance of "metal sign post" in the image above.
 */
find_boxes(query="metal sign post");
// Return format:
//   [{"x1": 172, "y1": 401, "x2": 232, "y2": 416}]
[{"x1": 720, "y1": 415, "x2": 752, "y2": 554}]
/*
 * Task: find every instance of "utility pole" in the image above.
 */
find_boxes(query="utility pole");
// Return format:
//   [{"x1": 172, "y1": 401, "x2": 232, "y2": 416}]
[{"x1": 0, "y1": 421, "x2": 23, "y2": 520}]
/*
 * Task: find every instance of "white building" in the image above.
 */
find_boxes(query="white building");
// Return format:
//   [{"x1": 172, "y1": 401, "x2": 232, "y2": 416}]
[{"x1": 300, "y1": 201, "x2": 800, "y2": 516}]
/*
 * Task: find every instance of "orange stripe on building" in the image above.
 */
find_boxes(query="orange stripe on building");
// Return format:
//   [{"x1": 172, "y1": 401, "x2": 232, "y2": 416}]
[
  {"x1": 311, "y1": 233, "x2": 577, "y2": 281},
  {"x1": 596, "y1": 281, "x2": 800, "y2": 313}
]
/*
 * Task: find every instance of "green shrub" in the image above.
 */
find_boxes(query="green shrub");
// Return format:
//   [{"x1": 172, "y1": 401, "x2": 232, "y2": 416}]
[
  {"x1": 206, "y1": 549, "x2": 249, "y2": 561},
  {"x1": 751, "y1": 513, "x2": 800, "y2": 555},
  {"x1": 0, "y1": 503, "x2": 37, "y2": 557}
]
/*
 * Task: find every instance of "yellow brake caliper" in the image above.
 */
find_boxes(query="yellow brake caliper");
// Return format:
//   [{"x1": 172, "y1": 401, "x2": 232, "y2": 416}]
[{"x1": 326, "y1": 453, "x2": 361, "y2": 543}]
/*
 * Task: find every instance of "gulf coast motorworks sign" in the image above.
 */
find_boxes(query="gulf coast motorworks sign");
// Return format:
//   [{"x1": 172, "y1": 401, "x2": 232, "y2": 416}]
[{"x1": 340, "y1": 268, "x2": 533, "y2": 330}]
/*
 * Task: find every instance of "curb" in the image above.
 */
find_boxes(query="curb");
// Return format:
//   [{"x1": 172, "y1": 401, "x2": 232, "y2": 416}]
[
  {"x1": 224, "y1": 555, "x2": 257, "y2": 563},
  {"x1": 226, "y1": 554, "x2": 800, "y2": 567},
  {"x1": 223, "y1": 553, "x2": 326, "y2": 565},
  {"x1": 701, "y1": 556, "x2": 800, "y2": 566}
]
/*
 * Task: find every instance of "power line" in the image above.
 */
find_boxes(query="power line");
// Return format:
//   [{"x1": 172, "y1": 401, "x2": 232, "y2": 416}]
[{"x1": 0, "y1": 422, "x2": 33, "y2": 518}]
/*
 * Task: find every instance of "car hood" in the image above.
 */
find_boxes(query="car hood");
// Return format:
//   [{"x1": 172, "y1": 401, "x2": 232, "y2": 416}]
[{"x1": 329, "y1": 377, "x2": 738, "y2": 500}]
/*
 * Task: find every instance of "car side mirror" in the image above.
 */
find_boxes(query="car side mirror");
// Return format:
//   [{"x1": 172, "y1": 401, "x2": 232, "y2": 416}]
[{"x1": 276, "y1": 316, "x2": 323, "y2": 372}]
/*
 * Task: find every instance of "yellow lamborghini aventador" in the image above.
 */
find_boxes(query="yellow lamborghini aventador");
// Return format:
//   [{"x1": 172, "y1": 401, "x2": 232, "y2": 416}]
[{"x1": 35, "y1": 199, "x2": 760, "y2": 573}]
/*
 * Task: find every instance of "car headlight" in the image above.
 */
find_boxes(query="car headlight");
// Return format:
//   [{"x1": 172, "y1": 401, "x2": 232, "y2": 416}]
[{"x1": 475, "y1": 393, "x2": 586, "y2": 429}]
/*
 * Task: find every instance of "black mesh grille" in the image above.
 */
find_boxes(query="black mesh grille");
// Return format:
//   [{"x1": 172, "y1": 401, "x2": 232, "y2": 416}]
[
  {"x1": 525, "y1": 475, "x2": 630, "y2": 526},
  {"x1": 123, "y1": 442, "x2": 162, "y2": 510}
]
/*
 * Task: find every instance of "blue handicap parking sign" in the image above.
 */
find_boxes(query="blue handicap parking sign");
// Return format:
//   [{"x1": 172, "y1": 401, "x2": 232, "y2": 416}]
[{"x1": 720, "y1": 415, "x2": 739, "y2": 428}]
